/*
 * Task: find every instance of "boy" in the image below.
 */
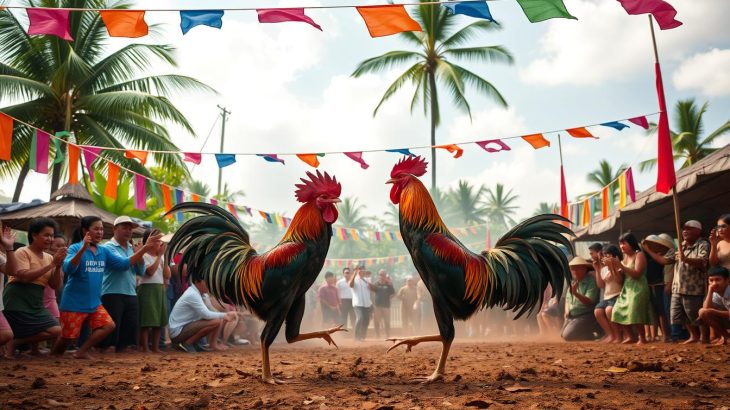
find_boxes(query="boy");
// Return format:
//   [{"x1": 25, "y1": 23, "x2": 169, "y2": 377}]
[{"x1": 699, "y1": 266, "x2": 730, "y2": 346}]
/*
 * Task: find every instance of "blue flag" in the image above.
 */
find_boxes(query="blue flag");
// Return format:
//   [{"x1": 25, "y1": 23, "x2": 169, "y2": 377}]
[
  {"x1": 386, "y1": 149, "x2": 415, "y2": 156},
  {"x1": 442, "y1": 1, "x2": 496, "y2": 22},
  {"x1": 600, "y1": 121, "x2": 629, "y2": 131},
  {"x1": 215, "y1": 153, "x2": 236, "y2": 168},
  {"x1": 180, "y1": 10, "x2": 224, "y2": 35}
]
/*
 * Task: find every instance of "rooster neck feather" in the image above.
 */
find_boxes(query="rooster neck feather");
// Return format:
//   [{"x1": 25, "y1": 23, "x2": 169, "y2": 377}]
[
  {"x1": 400, "y1": 178, "x2": 449, "y2": 233},
  {"x1": 281, "y1": 202, "x2": 329, "y2": 243}
]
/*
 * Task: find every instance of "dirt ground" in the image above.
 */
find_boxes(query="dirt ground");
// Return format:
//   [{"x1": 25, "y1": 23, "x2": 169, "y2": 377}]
[{"x1": 0, "y1": 339, "x2": 728, "y2": 410}]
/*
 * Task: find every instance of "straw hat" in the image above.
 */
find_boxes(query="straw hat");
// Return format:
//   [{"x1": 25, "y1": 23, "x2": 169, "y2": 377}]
[
  {"x1": 160, "y1": 233, "x2": 174, "y2": 243},
  {"x1": 569, "y1": 256, "x2": 593, "y2": 268},
  {"x1": 644, "y1": 234, "x2": 673, "y2": 253}
]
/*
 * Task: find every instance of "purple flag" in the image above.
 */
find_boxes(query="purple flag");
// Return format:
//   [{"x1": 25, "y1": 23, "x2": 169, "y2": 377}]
[
  {"x1": 476, "y1": 139, "x2": 511, "y2": 153},
  {"x1": 625, "y1": 167, "x2": 636, "y2": 202},
  {"x1": 256, "y1": 8, "x2": 322, "y2": 31},
  {"x1": 628, "y1": 116, "x2": 649, "y2": 129},
  {"x1": 344, "y1": 152, "x2": 370, "y2": 169},
  {"x1": 257, "y1": 154, "x2": 285, "y2": 165},
  {"x1": 27, "y1": 8, "x2": 73, "y2": 40},
  {"x1": 82, "y1": 147, "x2": 103, "y2": 182},
  {"x1": 134, "y1": 174, "x2": 146, "y2": 210}
]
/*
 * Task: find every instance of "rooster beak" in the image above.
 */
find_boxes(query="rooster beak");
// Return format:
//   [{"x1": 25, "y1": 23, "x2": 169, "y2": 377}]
[{"x1": 386, "y1": 178, "x2": 396, "y2": 184}]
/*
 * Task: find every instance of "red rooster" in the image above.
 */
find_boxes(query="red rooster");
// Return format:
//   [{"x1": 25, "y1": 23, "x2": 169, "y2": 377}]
[
  {"x1": 386, "y1": 156, "x2": 573, "y2": 382},
  {"x1": 166, "y1": 171, "x2": 344, "y2": 384}
]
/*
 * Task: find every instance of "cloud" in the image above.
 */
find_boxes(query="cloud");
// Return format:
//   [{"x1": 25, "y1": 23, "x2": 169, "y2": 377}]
[{"x1": 672, "y1": 48, "x2": 730, "y2": 97}]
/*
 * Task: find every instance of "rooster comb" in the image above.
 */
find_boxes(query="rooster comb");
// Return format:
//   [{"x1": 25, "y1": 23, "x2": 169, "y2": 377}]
[
  {"x1": 390, "y1": 155, "x2": 428, "y2": 178},
  {"x1": 295, "y1": 170, "x2": 342, "y2": 203}
]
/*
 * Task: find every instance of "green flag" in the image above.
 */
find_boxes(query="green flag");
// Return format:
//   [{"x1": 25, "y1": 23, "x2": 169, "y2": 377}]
[
  {"x1": 52, "y1": 131, "x2": 70, "y2": 165},
  {"x1": 516, "y1": 0, "x2": 577, "y2": 22}
]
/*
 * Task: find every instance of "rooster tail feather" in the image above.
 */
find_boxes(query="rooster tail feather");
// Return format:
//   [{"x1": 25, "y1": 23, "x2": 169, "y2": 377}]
[{"x1": 482, "y1": 214, "x2": 573, "y2": 318}]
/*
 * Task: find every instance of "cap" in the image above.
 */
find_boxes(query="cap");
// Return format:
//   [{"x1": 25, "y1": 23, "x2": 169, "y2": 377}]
[
  {"x1": 684, "y1": 220, "x2": 702, "y2": 230},
  {"x1": 113, "y1": 216, "x2": 139, "y2": 228},
  {"x1": 568, "y1": 256, "x2": 593, "y2": 267}
]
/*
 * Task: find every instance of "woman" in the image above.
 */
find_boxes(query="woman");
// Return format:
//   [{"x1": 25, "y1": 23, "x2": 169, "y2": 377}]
[
  {"x1": 710, "y1": 214, "x2": 730, "y2": 269},
  {"x1": 52, "y1": 216, "x2": 160, "y2": 359},
  {"x1": 139, "y1": 229, "x2": 170, "y2": 353},
  {"x1": 0, "y1": 226, "x2": 18, "y2": 357},
  {"x1": 594, "y1": 245, "x2": 624, "y2": 343},
  {"x1": 2, "y1": 218, "x2": 66, "y2": 357},
  {"x1": 642, "y1": 235, "x2": 672, "y2": 342},
  {"x1": 610, "y1": 233, "x2": 654, "y2": 344}
]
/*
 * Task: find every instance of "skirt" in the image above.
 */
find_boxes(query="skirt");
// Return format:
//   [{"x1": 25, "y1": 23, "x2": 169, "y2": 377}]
[
  {"x1": 138, "y1": 284, "x2": 168, "y2": 328},
  {"x1": 611, "y1": 275, "x2": 654, "y2": 325},
  {"x1": 3, "y1": 310, "x2": 59, "y2": 339}
]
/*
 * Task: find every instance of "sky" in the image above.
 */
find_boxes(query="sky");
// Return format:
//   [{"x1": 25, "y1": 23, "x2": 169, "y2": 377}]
[{"x1": 3, "y1": 0, "x2": 730, "y2": 224}]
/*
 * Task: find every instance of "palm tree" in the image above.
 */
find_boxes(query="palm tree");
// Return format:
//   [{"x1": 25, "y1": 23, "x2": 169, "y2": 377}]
[
  {"x1": 185, "y1": 179, "x2": 211, "y2": 198},
  {"x1": 587, "y1": 159, "x2": 626, "y2": 197},
  {"x1": 352, "y1": 3, "x2": 513, "y2": 189},
  {"x1": 449, "y1": 180, "x2": 488, "y2": 225},
  {"x1": 640, "y1": 99, "x2": 730, "y2": 172},
  {"x1": 483, "y1": 183, "x2": 518, "y2": 232},
  {"x1": 0, "y1": 0, "x2": 214, "y2": 201},
  {"x1": 533, "y1": 202, "x2": 558, "y2": 216},
  {"x1": 335, "y1": 197, "x2": 372, "y2": 230},
  {"x1": 213, "y1": 183, "x2": 245, "y2": 203}
]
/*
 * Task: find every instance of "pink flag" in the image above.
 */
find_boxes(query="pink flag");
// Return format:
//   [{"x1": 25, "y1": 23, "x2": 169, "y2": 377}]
[
  {"x1": 560, "y1": 165, "x2": 568, "y2": 219},
  {"x1": 344, "y1": 152, "x2": 370, "y2": 169},
  {"x1": 628, "y1": 116, "x2": 649, "y2": 129},
  {"x1": 485, "y1": 225, "x2": 492, "y2": 250},
  {"x1": 617, "y1": 0, "x2": 682, "y2": 30},
  {"x1": 625, "y1": 167, "x2": 636, "y2": 202},
  {"x1": 476, "y1": 139, "x2": 511, "y2": 153},
  {"x1": 82, "y1": 147, "x2": 103, "y2": 182},
  {"x1": 134, "y1": 174, "x2": 146, "y2": 210},
  {"x1": 32, "y1": 130, "x2": 50, "y2": 174},
  {"x1": 256, "y1": 8, "x2": 322, "y2": 31},
  {"x1": 27, "y1": 8, "x2": 73, "y2": 40},
  {"x1": 183, "y1": 152, "x2": 202, "y2": 164},
  {"x1": 654, "y1": 63, "x2": 676, "y2": 193}
]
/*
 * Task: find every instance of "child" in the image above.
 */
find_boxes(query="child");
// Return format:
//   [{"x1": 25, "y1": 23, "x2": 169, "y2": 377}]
[
  {"x1": 698, "y1": 266, "x2": 730, "y2": 346},
  {"x1": 139, "y1": 229, "x2": 171, "y2": 353}
]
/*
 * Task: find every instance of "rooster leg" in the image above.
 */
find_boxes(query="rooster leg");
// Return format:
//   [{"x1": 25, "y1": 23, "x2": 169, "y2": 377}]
[
  {"x1": 260, "y1": 313, "x2": 287, "y2": 385},
  {"x1": 285, "y1": 297, "x2": 347, "y2": 347}
]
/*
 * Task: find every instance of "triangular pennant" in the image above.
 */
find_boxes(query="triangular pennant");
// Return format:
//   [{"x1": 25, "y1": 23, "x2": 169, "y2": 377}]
[
  {"x1": 296, "y1": 154, "x2": 321, "y2": 168},
  {"x1": 628, "y1": 116, "x2": 649, "y2": 129},
  {"x1": 344, "y1": 152, "x2": 370, "y2": 169},
  {"x1": 566, "y1": 127, "x2": 596, "y2": 139},
  {"x1": 124, "y1": 149, "x2": 149, "y2": 165},
  {"x1": 600, "y1": 121, "x2": 629, "y2": 131}
]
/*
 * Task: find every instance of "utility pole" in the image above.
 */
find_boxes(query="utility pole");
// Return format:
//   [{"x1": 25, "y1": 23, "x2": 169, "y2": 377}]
[{"x1": 216, "y1": 105, "x2": 231, "y2": 197}]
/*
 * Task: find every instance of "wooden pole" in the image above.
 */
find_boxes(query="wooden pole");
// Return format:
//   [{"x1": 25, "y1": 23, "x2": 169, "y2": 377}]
[{"x1": 649, "y1": 15, "x2": 683, "y2": 254}]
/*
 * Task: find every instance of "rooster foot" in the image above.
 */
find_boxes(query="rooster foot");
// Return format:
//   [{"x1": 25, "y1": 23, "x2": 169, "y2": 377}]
[
  {"x1": 261, "y1": 376, "x2": 287, "y2": 385},
  {"x1": 317, "y1": 324, "x2": 348, "y2": 348},
  {"x1": 409, "y1": 373, "x2": 444, "y2": 384},
  {"x1": 386, "y1": 337, "x2": 423, "y2": 353}
]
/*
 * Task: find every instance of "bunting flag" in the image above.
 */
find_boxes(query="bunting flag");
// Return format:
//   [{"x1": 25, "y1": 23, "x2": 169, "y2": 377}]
[
  {"x1": 257, "y1": 154, "x2": 285, "y2": 165},
  {"x1": 99, "y1": 10, "x2": 148, "y2": 38},
  {"x1": 67, "y1": 144, "x2": 80, "y2": 184},
  {"x1": 522, "y1": 133, "x2": 550, "y2": 149},
  {"x1": 625, "y1": 167, "x2": 636, "y2": 202},
  {"x1": 344, "y1": 152, "x2": 370, "y2": 169},
  {"x1": 227, "y1": 203, "x2": 239, "y2": 219},
  {"x1": 26, "y1": 8, "x2": 73, "y2": 40},
  {"x1": 350, "y1": 228, "x2": 360, "y2": 241},
  {"x1": 52, "y1": 131, "x2": 69, "y2": 165},
  {"x1": 485, "y1": 225, "x2": 492, "y2": 249},
  {"x1": 191, "y1": 193, "x2": 200, "y2": 202},
  {"x1": 515, "y1": 0, "x2": 576, "y2": 23},
  {"x1": 215, "y1": 153, "x2": 236, "y2": 168},
  {"x1": 105, "y1": 163, "x2": 120, "y2": 200},
  {"x1": 210, "y1": 198, "x2": 218, "y2": 206},
  {"x1": 161, "y1": 184, "x2": 173, "y2": 216},
  {"x1": 476, "y1": 139, "x2": 511, "y2": 153},
  {"x1": 296, "y1": 153, "x2": 321, "y2": 168},
  {"x1": 628, "y1": 116, "x2": 649, "y2": 129},
  {"x1": 336, "y1": 228, "x2": 347, "y2": 241},
  {"x1": 257, "y1": 8, "x2": 322, "y2": 31},
  {"x1": 582, "y1": 198, "x2": 591, "y2": 226},
  {"x1": 124, "y1": 149, "x2": 148, "y2": 165},
  {"x1": 0, "y1": 113, "x2": 12, "y2": 161},
  {"x1": 183, "y1": 152, "x2": 202, "y2": 164},
  {"x1": 566, "y1": 127, "x2": 596, "y2": 139},
  {"x1": 356, "y1": 5, "x2": 422, "y2": 38},
  {"x1": 435, "y1": 144, "x2": 464, "y2": 158},
  {"x1": 180, "y1": 10, "x2": 224, "y2": 34},
  {"x1": 600, "y1": 121, "x2": 629, "y2": 131},
  {"x1": 29, "y1": 130, "x2": 50, "y2": 174},
  {"x1": 618, "y1": 172, "x2": 627, "y2": 208},
  {"x1": 442, "y1": 1, "x2": 496, "y2": 22},
  {"x1": 375, "y1": 231, "x2": 381, "y2": 241},
  {"x1": 617, "y1": 0, "x2": 682, "y2": 30},
  {"x1": 259, "y1": 211, "x2": 273, "y2": 223},
  {"x1": 559, "y1": 165, "x2": 568, "y2": 219},
  {"x1": 134, "y1": 174, "x2": 146, "y2": 210},
  {"x1": 654, "y1": 63, "x2": 676, "y2": 194},
  {"x1": 82, "y1": 147, "x2": 102, "y2": 182},
  {"x1": 601, "y1": 186, "x2": 609, "y2": 218},
  {"x1": 386, "y1": 148, "x2": 415, "y2": 156}
]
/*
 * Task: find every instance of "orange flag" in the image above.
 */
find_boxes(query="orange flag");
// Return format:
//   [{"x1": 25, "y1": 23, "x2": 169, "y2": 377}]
[
  {"x1": 435, "y1": 144, "x2": 464, "y2": 158},
  {"x1": 296, "y1": 154, "x2": 320, "y2": 168},
  {"x1": 521, "y1": 134, "x2": 550, "y2": 149},
  {"x1": 104, "y1": 163, "x2": 120, "y2": 200},
  {"x1": 100, "y1": 10, "x2": 148, "y2": 38},
  {"x1": 161, "y1": 185, "x2": 173, "y2": 218},
  {"x1": 566, "y1": 127, "x2": 596, "y2": 139},
  {"x1": 68, "y1": 144, "x2": 80, "y2": 184},
  {"x1": 601, "y1": 187, "x2": 609, "y2": 219},
  {"x1": 356, "y1": 5, "x2": 422, "y2": 38},
  {"x1": 191, "y1": 193, "x2": 200, "y2": 202},
  {"x1": 0, "y1": 113, "x2": 11, "y2": 161},
  {"x1": 124, "y1": 149, "x2": 149, "y2": 165}
]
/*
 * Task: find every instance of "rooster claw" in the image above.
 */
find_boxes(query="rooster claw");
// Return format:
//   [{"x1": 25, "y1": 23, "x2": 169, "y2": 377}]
[
  {"x1": 409, "y1": 373, "x2": 444, "y2": 384},
  {"x1": 386, "y1": 338, "x2": 416, "y2": 353}
]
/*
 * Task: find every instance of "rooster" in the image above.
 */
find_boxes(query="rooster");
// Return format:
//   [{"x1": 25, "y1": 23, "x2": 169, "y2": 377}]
[
  {"x1": 166, "y1": 171, "x2": 344, "y2": 384},
  {"x1": 386, "y1": 156, "x2": 573, "y2": 383}
]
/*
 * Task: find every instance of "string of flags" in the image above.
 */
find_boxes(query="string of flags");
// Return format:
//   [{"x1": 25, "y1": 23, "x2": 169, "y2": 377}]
[
  {"x1": 323, "y1": 240, "x2": 486, "y2": 267},
  {"x1": 564, "y1": 166, "x2": 638, "y2": 229}
]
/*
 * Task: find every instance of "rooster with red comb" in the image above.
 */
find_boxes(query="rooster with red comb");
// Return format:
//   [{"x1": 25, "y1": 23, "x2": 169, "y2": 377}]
[
  {"x1": 166, "y1": 171, "x2": 344, "y2": 384},
  {"x1": 386, "y1": 156, "x2": 573, "y2": 383}
]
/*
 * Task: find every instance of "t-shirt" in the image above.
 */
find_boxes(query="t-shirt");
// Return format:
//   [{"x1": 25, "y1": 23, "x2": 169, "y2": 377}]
[
  {"x1": 351, "y1": 276, "x2": 372, "y2": 308},
  {"x1": 336, "y1": 277, "x2": 352, "y2": 299},
  {"x1": 168, "y1": 285, "x2": 225, "y2": 338},
  {"x1": 102, "y1": 238, "x2": 142, "y2": 296},
  {"x1": 140, "y1": 253, "x2": 165, "y2": 285},
  {"x1": 372, "y1": 281, "x2": 395, "y2": 308},
  {"x1": 669, "y1": 239, "x2": 710, "y2": 296},
  {"x1": 318, "y1": 283, "x2": 340, "y2": 309},
  {"x1": 600, "y1": 266, "x2": 622, "y2": 300},
  {"x1": 712, "y1": 285, "x2": 730, "y2": 311},
  {"x1": 12, "y1": 247, "x2": 54, "y2": 286},
  {"x1": 565, "y1": 274, "x2": 599, "y2": 317}
]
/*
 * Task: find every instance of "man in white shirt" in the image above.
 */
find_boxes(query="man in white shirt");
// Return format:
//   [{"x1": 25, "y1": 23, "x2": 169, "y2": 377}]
[
  {"x1": 348, "y1": 266, "x2": 376, "y2": 341},
  {"x1": 336, "y1": 268, "x2": 355, "y2": 329},
  {"x1": 699, "y1": 266, "x2": 730, "y2": 345},
  {"x1": 169, "y1": 277, "x2": 235, "y2": 352}
]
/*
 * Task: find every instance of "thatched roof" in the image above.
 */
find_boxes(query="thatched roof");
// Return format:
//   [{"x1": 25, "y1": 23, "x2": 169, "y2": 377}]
[{"x1": 0, "y1": 183, "x2": 145, "y2": 239}]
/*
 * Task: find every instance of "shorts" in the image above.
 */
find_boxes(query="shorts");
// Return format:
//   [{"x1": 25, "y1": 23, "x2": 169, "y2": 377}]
[
  {"x1": 171, "y1": 319, "x2": 220, "y2": 344},
  {"x1": 648, "y1": 284, "x2": 666, "y2": 317},
  {"x1": 670, "y1": 294, "x2": 703, "y2": 326},
  {"x1": 595, "y1": 296, "x2": 618, "y2": 309},
  {"x1": 60, "y1": 305, "x2": 114, "y2": 340},
  {"x1": 0, "y1": 311, "x2": 11, "y2": 333}
]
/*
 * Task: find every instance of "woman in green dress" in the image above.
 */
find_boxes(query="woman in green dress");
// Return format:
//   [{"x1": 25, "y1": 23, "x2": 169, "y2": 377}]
[{"x1": 609, "y1": 232, "x2": 654, "y2": 344}]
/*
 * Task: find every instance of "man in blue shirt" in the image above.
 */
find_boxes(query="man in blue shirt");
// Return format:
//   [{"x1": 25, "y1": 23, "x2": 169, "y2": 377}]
[{"x1": 100, "y1": 216, "x2": 144, "y2": 353}]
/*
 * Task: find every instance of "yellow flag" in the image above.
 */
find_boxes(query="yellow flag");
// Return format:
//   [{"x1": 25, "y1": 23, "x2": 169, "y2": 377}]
[{"x1": 618, "y1": 172, "x2": 627, "y2": 208}]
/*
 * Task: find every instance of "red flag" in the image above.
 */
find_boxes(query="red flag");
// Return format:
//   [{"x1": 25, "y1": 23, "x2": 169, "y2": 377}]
[
  {"x1": 0, "y1": 113, "x2": 12, "y2": 161},
  {"x1": 68, "y1": 144, "x2": 80, "y2": 184},
  {"x1": 601, "y1": 187, "x2": 609, "y2": 218},
  {"x1": 617, "y1": 0, "x2": 682, "y2": 30},
  {"x1": 655, "y1": 63, "x2": 676, "y2": 193},
  {"x1": 559, "y1": 165, "x2": 568, "y2": 219},
  {"x1": 256, "y1": 8, "x2": 322, "y2": 31}
]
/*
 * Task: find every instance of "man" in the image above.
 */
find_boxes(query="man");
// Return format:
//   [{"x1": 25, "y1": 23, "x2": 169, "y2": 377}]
[
  {"x1": 397, "y1": 276, "x2": 419, "y2": 335},
  {"x1": 169, "y1": 277, "x2": 236, "y2": 352},
  {"x1": 698, "y1": 266, "x2": 730, "y2": 345},
  {"x1": 348, "y1": 266, "x2": 375, "y2": 341},
  {"x1": 318, "y1": 272, "x2": 340, "y2": 326},
  {"x1": 646, "y1": 220, "x2": 710, "y2": 344},
  {"x1": 561, "y1": 257, "x2": 602, "y2": 341},
  {"x1": 336, "y1": 268, "x2": 355, "y2": 330},
  {"x1": 100, "y1": 216, "x2": 144, "y2": 352},
  {"x1": 372, "y1": 269, "x2": 395, "y2": 339}
]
